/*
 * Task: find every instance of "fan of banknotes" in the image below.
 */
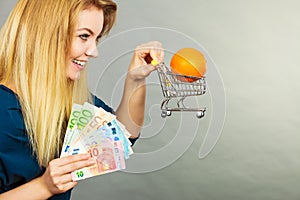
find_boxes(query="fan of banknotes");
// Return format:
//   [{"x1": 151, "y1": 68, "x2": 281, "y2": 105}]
[{"x1": 60, "y1": 102, "x2": 133, "y2": 181}]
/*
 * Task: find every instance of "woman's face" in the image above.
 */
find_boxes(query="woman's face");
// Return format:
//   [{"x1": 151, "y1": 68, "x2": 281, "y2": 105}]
[{"x1": 66, "y1": 7, "x2": 104, "y2": 80}]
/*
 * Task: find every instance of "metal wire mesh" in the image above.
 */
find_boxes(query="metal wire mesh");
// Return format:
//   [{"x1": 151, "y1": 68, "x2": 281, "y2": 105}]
[{"x1": 156, "y1": 62, "x2": 206, "y2": 98}]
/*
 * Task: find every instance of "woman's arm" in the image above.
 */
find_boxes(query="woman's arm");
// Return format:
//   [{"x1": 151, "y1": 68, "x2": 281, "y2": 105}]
[
  {"x1": 116, "y1": 41, "x2": 164, "y2": 138},
  {"x1": 0, "y1": 154, "x2": 95, "y2": 200}
]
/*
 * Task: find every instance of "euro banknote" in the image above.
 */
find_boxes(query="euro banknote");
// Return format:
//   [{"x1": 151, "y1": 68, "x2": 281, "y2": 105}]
[
  {"x1": 60, "y1": 102, "x2": 133, "y2": 180},
  {"x1": 60, "y1": 104, "x2": 82, "y2": 157}
]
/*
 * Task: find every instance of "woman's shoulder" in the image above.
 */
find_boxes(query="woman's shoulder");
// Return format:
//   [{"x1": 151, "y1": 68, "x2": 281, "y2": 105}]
[
  {"x1": 92, "y1": 94, "x2": 114, "y2": 114},
  {"x1": 0, "y1": 84, "x2": 20, "y2": 111},
  {"x1": 0, "y1": 84, "x2": 24, "y2": 130}
]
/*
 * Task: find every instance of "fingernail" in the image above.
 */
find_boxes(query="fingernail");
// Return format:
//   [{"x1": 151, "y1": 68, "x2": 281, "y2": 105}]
[{"x1": 151, "y1": 60, "x2": 159, "y2": 66}]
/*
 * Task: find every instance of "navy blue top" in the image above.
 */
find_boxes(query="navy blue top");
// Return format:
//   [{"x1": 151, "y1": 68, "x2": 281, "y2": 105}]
[{"x1": 0, "y1": 85, "x2": 138, "y2": 199}]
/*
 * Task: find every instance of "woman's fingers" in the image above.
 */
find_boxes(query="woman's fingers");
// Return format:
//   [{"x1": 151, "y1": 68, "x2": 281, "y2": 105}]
[
  {"x1": 51, "y1": 158, "x2": 96, "y2": 176},
  {"x1": 54, "y1": 153, "x2": 91, "y2": 167},
  {"x1": 128, "y1": 41, "x2": 164, "y2": 81},
  {"x1": 135, "y1": 41, "x2": 164, "y2": 64},
  {"x1": 148, "y1": 41, "x2": 164, "y2": 63},
  {"x1": 48, "y1": 154, "x2": 96, "y2": 176},
  {"x1": 42, "y1": 154, "x2": 96, "y2": 195},
  {"x1": 63, "y1": 181, "x2": 78, "y2": 191}
]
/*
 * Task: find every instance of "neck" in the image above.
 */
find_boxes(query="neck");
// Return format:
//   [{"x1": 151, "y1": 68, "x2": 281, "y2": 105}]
[{"x1": 0, "y1": 80, "x2": 17, "y2": 94}]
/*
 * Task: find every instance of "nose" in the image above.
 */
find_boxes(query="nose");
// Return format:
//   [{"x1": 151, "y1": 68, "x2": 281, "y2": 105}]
[{"x1": 85, "y1": 43, "x2": 99, "y2": 58}]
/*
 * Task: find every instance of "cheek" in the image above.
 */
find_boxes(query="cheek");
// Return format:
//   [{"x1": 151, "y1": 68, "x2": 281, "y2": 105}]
[
  {"x1": 69, "y1": 44, "x2": 81, "y2": 57},
  {"x1": 69, "y1": 39, "x2": 86, "y2": 58}
]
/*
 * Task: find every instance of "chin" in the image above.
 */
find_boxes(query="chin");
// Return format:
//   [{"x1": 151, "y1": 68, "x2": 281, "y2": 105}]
[{"x1": 67, "y1": 72, "x2": 81, "y2": 81}]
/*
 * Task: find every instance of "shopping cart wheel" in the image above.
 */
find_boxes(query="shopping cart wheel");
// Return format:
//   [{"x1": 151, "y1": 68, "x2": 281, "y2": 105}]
[
  {"x1": 161, "y1": 111, "x2": 167, "y2": 118},
  {"x1": 166, "y1": 111, "x2": 172, "y2": 116},
  {"x1": 196, "y1": 111, "x2": 205, "y2": 119},
  {"x1": 161, "y1": 110, "x2": 171, "y2": 118}
]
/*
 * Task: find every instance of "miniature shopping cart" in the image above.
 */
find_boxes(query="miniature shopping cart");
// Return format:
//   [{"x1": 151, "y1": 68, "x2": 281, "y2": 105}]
[{"x1": 156, "y1": 62, "x2": 206, "y2": 118}]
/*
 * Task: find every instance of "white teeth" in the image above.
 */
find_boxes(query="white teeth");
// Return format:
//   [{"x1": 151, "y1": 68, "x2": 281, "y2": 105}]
[{"x1": 72, "y1": 59, "x2": 86, "y2": 66}]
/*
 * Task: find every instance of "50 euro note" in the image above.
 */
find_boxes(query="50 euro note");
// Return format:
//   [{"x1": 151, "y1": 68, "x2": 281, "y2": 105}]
[{"x1": 77, "y1": 106, "x2": 116, "y2": 142}]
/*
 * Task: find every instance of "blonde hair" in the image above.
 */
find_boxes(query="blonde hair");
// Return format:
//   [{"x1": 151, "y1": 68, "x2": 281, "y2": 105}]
[{"x1": 0, "y1": 0, "x2": 117, "y2": 166}]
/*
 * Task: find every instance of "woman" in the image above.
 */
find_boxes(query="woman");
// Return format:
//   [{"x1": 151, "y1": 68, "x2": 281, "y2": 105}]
[{"x1": 0, "y1": 0, "x2": 163, "y2": 199}]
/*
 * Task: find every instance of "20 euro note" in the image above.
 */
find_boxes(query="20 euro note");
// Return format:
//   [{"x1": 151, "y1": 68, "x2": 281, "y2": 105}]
[
  {"x1": 79, "y1": 119, "x2": 132, "y2": 159},
  {"x1": 91, "y1": 122, "x2": 127, "y2": 170},
  {"x1": 104, "y1": 119, "x2": 133, "y2": 159}
]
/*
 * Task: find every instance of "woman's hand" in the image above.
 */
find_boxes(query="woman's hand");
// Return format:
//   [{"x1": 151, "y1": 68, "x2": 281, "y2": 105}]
[
  {"x1": 116, "y1": 41, "x2": 164, "y2": 137},
  {"x1": 127, "y1": 41, "x2": 164, "y2": 81},
  {"x1": 0, "y1": 153, "x2": 96, "y2": 200},
  {"x1": 40, "y1": 153, "x2": 95, "y2": 195}
]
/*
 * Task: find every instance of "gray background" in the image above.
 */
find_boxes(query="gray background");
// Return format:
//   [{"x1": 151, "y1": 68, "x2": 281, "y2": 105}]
[{"x1": 1, "y1": 0, "x2": 300, "y2": 200}]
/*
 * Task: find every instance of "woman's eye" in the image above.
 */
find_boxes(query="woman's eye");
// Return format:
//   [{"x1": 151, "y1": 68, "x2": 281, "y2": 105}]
[
  {"x1": 79, "y1": 34, "x2": 90, "y2": 40},
  {"x1": 96, "y1": 36, "x2": 101, "y2": 44}
]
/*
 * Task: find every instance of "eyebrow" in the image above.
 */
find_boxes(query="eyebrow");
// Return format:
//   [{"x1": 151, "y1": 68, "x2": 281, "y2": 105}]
[
  {"x1": 77, "y1": 28, "x2": 101, "y2": 38},
  {"x1": 77, "y1": 28, "x2": 94, "y2": 34}
]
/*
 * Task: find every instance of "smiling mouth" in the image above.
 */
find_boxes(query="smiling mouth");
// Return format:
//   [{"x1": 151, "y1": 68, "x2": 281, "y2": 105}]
[{"x1": 72, "y1": 59, "x2": 87, "y2": 67}]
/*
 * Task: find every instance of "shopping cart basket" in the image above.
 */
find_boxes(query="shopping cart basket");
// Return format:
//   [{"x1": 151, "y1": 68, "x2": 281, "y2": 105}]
[{"x1": 156, "y1": 62, "x2": 206, "y2": 118}]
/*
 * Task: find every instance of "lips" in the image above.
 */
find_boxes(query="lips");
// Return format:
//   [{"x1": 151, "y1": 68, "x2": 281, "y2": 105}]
[{"x1": 72, "y1": 59, "x2": 87, "y2": 69}]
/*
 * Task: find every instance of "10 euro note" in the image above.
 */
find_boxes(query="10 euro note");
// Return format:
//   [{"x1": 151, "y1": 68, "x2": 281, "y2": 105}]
[
  {"x1": 71, "y1": 126, "x2": 126, "y2": 181},
  {"x1": 79, "y1": 119, "x2": 132, "y2": 160},
  {"x1": 60, "y1": 102, "x2": 134, "y2": 181}
]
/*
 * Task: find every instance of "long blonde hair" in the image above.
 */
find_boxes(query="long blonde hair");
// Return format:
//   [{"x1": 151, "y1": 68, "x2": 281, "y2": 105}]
[{"x1": 0, "y1": 0, "x2": 117, "y2": 166}]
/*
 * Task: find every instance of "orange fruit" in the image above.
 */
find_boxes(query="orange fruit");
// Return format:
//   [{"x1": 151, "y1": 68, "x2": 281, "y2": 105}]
[{"x1": 170, "y1": 48, "x2": 206, "y2": 82}]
